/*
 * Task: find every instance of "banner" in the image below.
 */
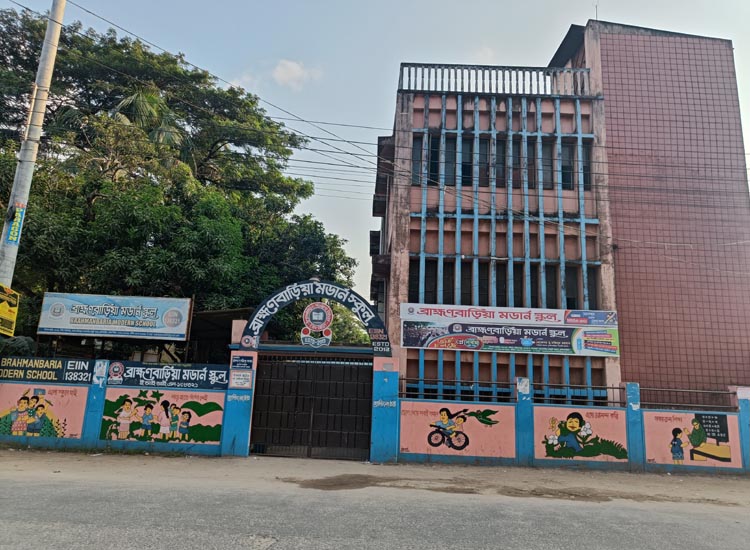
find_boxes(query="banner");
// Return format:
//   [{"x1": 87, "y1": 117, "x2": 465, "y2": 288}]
[
  {"x1": 37, "y1": 293, "x2": 191, "y2": 340},
  {"x1": 400, "y1": 304, "x2": 619, "y2": 357},
  {"x1": 0, "y1": 285, "x2": 20, "y2": 337},
  {"x1": 0, "y1": 356, "x2": 97, "y2": 385},
  {"x1": 400, "y1": 303, "x2": 617, "y2": 326},
  {"x1": 106, "y1": 361, "x2": 229, "y2": 390}
]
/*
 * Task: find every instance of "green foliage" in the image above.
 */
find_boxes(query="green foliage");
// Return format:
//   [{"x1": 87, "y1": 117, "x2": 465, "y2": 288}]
[
  {"x1": 181, "y1": 400, "x2": 223, "y2": 417},
  {"x1": 0, "y1": 9, "x2": 358, "y2": 338}
]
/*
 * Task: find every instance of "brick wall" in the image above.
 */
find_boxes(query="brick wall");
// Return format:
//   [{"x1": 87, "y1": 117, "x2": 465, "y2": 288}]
[{"x1": 599, "y1": 28, "x2": 750, "y2": 389}]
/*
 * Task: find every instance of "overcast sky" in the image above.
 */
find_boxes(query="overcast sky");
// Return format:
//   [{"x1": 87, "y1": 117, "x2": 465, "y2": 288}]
[{"x1": 5, "y1": 0, "x2": 749, "y2": 297}]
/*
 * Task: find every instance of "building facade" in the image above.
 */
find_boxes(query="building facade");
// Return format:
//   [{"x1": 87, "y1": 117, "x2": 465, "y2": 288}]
[{"x1": 371, "y1": 20, "x2": 750, "y2": 396}]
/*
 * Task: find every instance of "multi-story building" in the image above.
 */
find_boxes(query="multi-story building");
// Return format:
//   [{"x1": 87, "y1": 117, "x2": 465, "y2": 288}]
[{"x1": 371, "y1": 20, "x2": 750, "y2": 397}]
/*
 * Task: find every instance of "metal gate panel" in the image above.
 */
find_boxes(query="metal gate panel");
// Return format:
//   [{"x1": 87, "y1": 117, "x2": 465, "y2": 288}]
[{"x1": 250, "y1": 353, "x2": 373, "y2": 460}]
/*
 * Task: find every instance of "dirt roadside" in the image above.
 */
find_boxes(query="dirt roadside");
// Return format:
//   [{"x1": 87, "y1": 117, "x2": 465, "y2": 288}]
[{"x1": 1, "y1": 448, "x2": 748, "y2": 507}]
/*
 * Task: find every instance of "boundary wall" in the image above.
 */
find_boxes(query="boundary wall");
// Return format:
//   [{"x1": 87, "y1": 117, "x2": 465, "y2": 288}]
[{"x1": 1, "y1": 357, "x2": 748, "y2": 474}]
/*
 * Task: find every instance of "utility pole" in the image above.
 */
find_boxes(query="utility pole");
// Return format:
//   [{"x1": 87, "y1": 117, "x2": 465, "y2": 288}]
[{"x1": 0, "y1": 0, "x2": 66, "y2": 287}]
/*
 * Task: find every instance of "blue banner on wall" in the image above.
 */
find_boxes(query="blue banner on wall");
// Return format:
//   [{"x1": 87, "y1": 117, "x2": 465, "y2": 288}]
[
  {"x1": 106, "y1": 361, "x2": 229, "y2": 390},
  {"x1": 0, "y1": 356, "x2": 96, "y2": 384}
]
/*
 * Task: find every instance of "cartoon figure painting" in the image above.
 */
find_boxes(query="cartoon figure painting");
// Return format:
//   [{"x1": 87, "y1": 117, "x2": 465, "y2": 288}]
[
  {"x1": 542, "y1": 411, "x2": 628, "y2": 460},
  {"x1": 100, "y1": 389, "x2": 224, "y2": 444},
  {"x1": 427, "y1": 407, "x2": 499, "y2": 451},
  {"x1": 669, "y1": 428, "x2": 689, "y2": 464},
  {"x1": 643, "y1": 412, "x2": 739, "y2": 467},
  {"x1": 0, "y1": 387, "x2": 78, "y2": 438}
]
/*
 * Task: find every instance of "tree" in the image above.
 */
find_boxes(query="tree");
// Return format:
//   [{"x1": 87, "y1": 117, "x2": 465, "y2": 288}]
[{"x1": 0, "y1": 9, "x2": 362, "y2": 342}]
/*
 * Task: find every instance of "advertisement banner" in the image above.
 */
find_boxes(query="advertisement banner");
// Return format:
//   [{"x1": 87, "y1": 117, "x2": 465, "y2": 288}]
[
  {"x1": 400, "y1": 304, "x2": 619, "y2": 357},
  {"x1": 0, "y1": 356, "x2": 97, "y2": 385},
  {"x1": 0, "y1": 284, "x2": 20, "y2": 337},
  {"x1": 400, "y1": 303, "x2": 617, "y2": 326},
  {"x1": 106, "y1": 361, "x2": 229, "y2": 390},
  {"x1": 37, "y1": 293, "x2": 191, "y2": 340}
]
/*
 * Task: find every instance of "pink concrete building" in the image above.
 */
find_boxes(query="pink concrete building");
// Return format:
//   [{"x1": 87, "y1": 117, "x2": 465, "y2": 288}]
[{"x1": 371, "y1": 20, "x2": 750, "y2": 400}]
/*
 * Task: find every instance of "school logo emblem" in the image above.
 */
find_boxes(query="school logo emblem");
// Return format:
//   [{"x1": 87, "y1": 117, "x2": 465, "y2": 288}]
[
  {"x1": 108, "y1": 361, "x2": 125, "y2": 385},
  {"x1": 301, "y1": 302, "x2": 333, "y2": 348}
]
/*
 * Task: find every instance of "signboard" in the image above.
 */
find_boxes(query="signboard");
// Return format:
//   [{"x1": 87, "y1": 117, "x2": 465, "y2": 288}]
[
  {"x1": 106, "y1": 361, "x2": 229, "y2": 390},
  {"x1": 4, "y1": 201, "x2": 26, "y2": 246},
  {"x1": 0, "y1": 284, "x2": 20, "y2": 337},
  {"x1": 37, "y1": 293, "x2": 191, "y2": 340},
  {"x1": 400, "y1": 304, "x2": 619, "y2": 357},
  {"x1": 0, "y1": 356, "x2": 96, "y2": 385},
  {"x1": 229, "y1": 369, "x2": 253, "y2": 389},
  {"x1": 230, "y1": 355, "x2": 254, "y2": 370}
]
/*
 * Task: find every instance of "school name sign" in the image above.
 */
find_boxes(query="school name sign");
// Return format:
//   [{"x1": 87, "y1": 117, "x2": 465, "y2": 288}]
[
  {"x1": 37, "y1": 293, "x2": 191, "y2": 340},
  {"x1": 400, "y1": 304, "x2": 620, "y2": 357}
]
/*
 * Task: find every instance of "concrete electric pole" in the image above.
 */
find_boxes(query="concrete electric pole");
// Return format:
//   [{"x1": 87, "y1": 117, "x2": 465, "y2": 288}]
[{"x1": 0, "y1": 0, "x2": 66, "y2": 287}]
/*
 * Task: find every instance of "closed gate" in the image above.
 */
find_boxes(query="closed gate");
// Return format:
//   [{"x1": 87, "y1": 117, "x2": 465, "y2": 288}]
[{"x1": 250, "y1": 352, "x2": 373, "y2": 460}]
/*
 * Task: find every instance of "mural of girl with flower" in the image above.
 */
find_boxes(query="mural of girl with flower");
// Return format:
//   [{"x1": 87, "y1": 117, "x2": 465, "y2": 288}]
[{"x1": 543, "y1": 411, "x2": 627, "y2": 459}]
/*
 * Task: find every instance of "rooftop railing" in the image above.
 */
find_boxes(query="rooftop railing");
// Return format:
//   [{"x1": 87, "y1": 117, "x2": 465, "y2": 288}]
[{"x1": 398, "y1": 62, "x2": 594, "y2": 97}]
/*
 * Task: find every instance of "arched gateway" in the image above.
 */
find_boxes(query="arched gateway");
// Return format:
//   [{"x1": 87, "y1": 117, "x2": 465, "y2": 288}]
[{"x1": 227, "y1": 280, "x2": 398, "y2": 462}]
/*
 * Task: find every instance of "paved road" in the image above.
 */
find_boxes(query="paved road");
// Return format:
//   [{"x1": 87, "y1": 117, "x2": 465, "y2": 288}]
[{"x1": 1, "y1": 451, "x2": 748, "y2": 549}]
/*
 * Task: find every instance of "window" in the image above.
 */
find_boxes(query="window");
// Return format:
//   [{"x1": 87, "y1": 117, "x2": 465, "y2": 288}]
[
  {"x1": 461, "y1": 138, "x2": 473, "y2": 186},
  {"x1": 428, "y1": 135, "x2": 440, "y2": 185},
  {"x1": 542, "y1": 142, "x2": 554, "y2": 190},
  {"x1": 407, "y1": 259, "x2": 440, "y2": 304},
  {"x1": 460, "y1": 260, "x2": 472, "y2": 305},
  {"x1": 411, "y1": 136, "x2": 423, "y2": 186},
  {"x1": 443, "y1": 261, "x2": 455, "y2": 303},
  {"x1": 408, "y1": 259, "x2": 419, "y2": 302},
  {"x1": 495, "y1": 263, "x2": 507, "y2": 307},
  {"x1": 582, "y1": 144, "x2": 592, "y2": 191},
  {"x1": 495, "y1": 140, "x2": 506, "y2": 188},
  {"x1": 545, "y1": 266, "x2": 558, "y2": 308},
  {"x1": 478, "y1": 138, "x2": 490, "y2": 187},
  {"x1": 424, "y1": 260, "x2": 438, "y2": 303},
  {"x1": 513, "y1": 263, "x2": 524, "y2": 307},
  {"x1": 561, "y1": 143, "x2": 575, "y2": 190},
  {"x1": 530, "y1": 264, "x2": 539, "y2": 308},
  {"x1": 512, "y1": 139, "x2": 536, "y2": 189},
  {"x1": 478, "y1": 263, "x2": 489, "y2": 306},
  {"x1": 586, "y1": 266, "x2": 599, "y2": 309},
  {"x1": 445, "y1": 136, "x2": 456, "y2": 186},
  {"x1": 565, "y1": 266, "x2": 579, "y2": 309}
]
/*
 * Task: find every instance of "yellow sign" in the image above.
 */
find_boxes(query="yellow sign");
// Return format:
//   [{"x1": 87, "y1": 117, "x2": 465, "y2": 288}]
[{"x1": 0, "y1": 284, "x2": 20, "y2": 337}]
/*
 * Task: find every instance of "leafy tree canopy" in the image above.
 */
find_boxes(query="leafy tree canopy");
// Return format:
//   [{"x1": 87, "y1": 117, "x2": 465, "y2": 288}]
[{"x1": 0, "y1": 9, "x2": 362, "y2": 342}]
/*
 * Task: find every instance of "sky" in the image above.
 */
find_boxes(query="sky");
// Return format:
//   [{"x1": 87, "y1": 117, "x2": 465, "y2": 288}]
[{"x1": 3, "y1": 0, "x2": 749, "y2": 298}]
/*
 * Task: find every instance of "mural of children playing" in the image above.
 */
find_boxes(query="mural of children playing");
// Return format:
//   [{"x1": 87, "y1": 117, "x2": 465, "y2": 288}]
[
  {"x1": 427, "y1": 407, "x2": 499, "y2": 451},
  {"x1": 114, "y1": 399, "x2": 141, "y2": 440},
  {"x1": 157, "y1": 400, "x2": 172, "y2": 441},
  {"x1": 543, "y1": 412, "x2": 627, "y2": 459},
  {"x1": 137, "y1": 404, "x2": 155, "y2": 438},
  {"x1": 169, "y1": 404, "x2": 181, "y2": 439},
  {"x1": 0, "y1": 389, "x2": 64, "y2": 438},
  {"x1": 179, "y1": 411, "x2": 192, "y2": 442},
  {"x1": 9, "y1": 396, "x2": 31, "y2": 436},
  {"x1": 670, "y1": 428, "x2": 689, "y2": 464}
]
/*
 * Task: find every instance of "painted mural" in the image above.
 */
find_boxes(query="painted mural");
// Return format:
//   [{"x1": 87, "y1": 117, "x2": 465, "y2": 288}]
[
  {"x1": 0, "y1": 384, "x2": 88, "y2": 438},
  {"x1": 400, "y1": 401, "x2": 516, "y2": 458},
  {"x1": 100, "y1": 388, "x2": 225, "y2": 444},
  {"x1": 643, "y1": 411, "x2": 742, "y2": 469},
  {"x1": 535, "y1": 406, "x2": 628, "y2": 461}
]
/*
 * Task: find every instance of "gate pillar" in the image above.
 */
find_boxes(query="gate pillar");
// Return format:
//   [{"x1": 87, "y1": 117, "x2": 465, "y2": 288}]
[
  {"x1": 220, "y1": 350, "x2": 256, "y2": 456},
  {"x1": 370, "y1": 356, "x2": 399, "y2": 463}
]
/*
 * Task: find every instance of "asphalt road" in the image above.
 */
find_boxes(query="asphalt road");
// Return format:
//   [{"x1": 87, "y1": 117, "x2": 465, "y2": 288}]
[{"x1": 1, "y1": 451, "x2": 748, "y2": 549}]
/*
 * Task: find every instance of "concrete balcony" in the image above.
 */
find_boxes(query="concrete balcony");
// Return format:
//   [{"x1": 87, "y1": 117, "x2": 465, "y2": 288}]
[{"x1": 398, "y1": 62, "x2": 594, "y2": 97}]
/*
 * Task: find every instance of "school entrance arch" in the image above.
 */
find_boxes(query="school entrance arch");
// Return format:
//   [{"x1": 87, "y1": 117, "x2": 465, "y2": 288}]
[{"x1": 231, "y1": 280, "x2": 397, "y2": 461}]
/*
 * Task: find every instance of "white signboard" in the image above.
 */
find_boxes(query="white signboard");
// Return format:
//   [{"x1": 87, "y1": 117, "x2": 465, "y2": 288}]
[{"x1": 38, "y1": 293, "x2": 191, "y2": 340}]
